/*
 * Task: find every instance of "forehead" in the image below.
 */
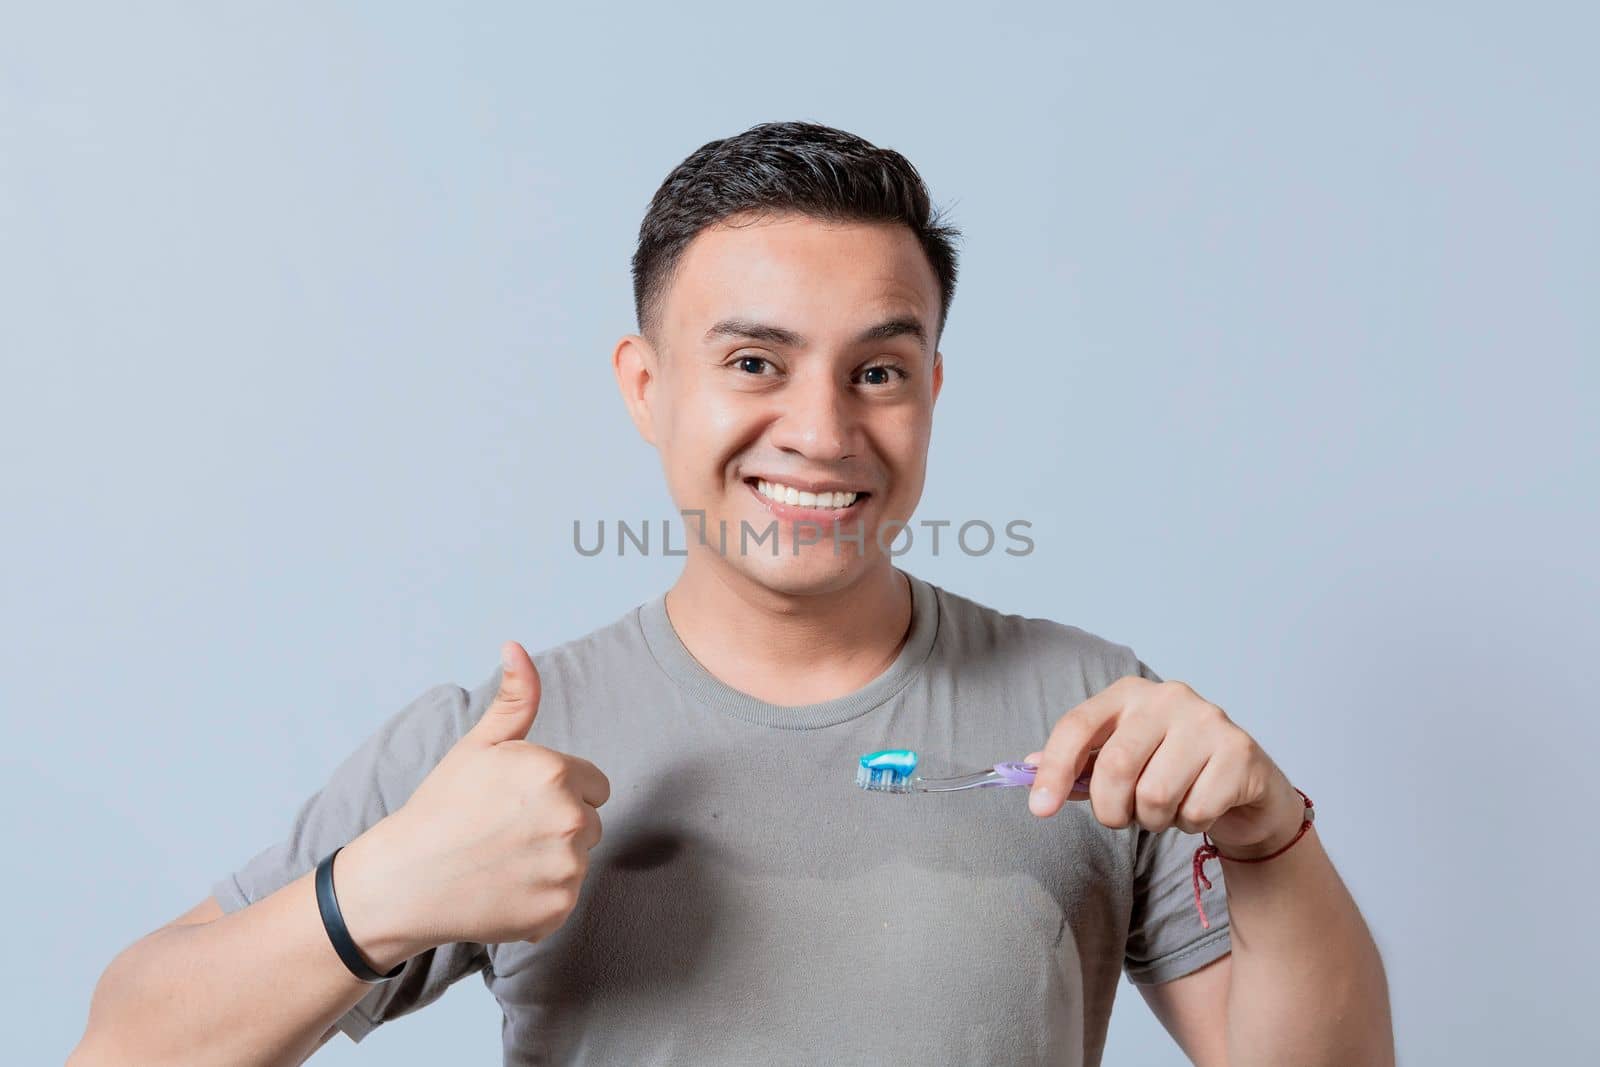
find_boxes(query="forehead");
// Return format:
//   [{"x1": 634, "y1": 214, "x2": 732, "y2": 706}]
[{"x1": 663, "y1": 213, "x2": 939, "y2": 345}]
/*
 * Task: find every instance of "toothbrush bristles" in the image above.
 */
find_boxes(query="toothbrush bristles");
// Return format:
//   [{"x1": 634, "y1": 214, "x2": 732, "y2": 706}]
[{"x1": 855, "y1": 764, "x2": 913, "y2": 793}]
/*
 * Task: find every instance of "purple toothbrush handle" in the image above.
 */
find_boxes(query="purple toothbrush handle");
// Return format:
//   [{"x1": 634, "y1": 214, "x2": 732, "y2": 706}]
[{"x1": 995, "y1": 761, "x2": 1094, "y2": 792}]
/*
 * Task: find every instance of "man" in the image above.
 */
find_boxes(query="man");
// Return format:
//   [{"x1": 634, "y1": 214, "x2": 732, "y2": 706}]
[{"x1": 72, "y1": 121, "x2": 1393, "y2": 1066}]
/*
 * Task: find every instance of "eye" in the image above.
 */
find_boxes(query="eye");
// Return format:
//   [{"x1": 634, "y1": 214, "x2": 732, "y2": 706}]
[
  {"x1": 857, "y1": 363, "x2": 908, "y2": 386},
  {"x1": 731, "y1": 354, "x2": 775, "y2": 375}
]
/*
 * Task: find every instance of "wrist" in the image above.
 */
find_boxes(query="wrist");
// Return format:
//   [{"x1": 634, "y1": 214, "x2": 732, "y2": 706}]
[
  {"x1": 330, "y1": 819, "x2": 435, "y2": 972},
  {"x1": 1214, "y1": 778, "x2": 1311, "y2": 861},
  {"x1": 1189, "y1": 780, "x2": 1315, "y2": 929}
]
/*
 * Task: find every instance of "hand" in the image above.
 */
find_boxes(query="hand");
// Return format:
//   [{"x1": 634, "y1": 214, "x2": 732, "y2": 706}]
[
  {"x1": 1025, "y1": 676, "x2": 1303, "y2": 858},
  {"x1": 338, "y1": 641, "x2": 611, "y2": 963}
]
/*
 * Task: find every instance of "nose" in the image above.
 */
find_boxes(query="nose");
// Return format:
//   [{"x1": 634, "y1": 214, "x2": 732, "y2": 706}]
[{"x1": 767, "y1": 370, "x2": 858, "y2": 462}]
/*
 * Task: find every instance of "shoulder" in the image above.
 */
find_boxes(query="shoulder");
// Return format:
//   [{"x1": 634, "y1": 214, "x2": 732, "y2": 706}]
[
  {"x1": 458, "y1": 598, "x2": 657, "y2": 739},
  {"x1": 923, "y1": 576, "x2": 1142, "y2": 691},
  {"x1": 530, "y1": 601, "x2": 655, "y2": 691}
]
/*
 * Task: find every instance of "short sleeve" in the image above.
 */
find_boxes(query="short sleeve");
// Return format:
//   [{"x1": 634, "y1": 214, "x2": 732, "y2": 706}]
[
  {"x1": 1122, "y1": 657, "x2": 1234, "y2": 985},
  {"x1": 210, "y1": 677, "x2": 497, "y2": 1043}
]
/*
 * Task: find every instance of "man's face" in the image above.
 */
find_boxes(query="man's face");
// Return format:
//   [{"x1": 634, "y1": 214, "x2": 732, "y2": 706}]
[{"x1": 622, "y1": 211, "x2": 944, "y2": 597}]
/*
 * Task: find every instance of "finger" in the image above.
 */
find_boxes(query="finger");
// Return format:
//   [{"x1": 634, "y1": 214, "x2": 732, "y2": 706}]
[
  {"x1": 564, "y1": 755, "x2": 612, "y2": 809},
  {"x1": 580, "y1": 806, "x2": 604, "y2": 851},
  {"x1": 1024, "y1": 748, "x2": 1098, "y2": 798},
  {"x1": 467, "y1": 642, "x2": 542, "y2": 746},
  {"x1": 1130, "y1": 730, "x2": 1209, "y2": 834},
  {"x1": 1029, "y1": 688, "x2": 1126, "y2": 817},
  {"x1": 1068, "y1": 750, "x2": 1099, "y2": 799},
  {"x1": 1086, "y1": 715, "x2": 1168, "y2": 829},
  {"x1": 1173, "y1": 738, "x2": 1249, "y2": 836}
]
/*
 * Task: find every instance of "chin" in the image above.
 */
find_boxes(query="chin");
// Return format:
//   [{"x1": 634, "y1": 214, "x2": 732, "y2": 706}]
[{"x1": 727, "y1": 549, "x2": 872, "y2": 598}]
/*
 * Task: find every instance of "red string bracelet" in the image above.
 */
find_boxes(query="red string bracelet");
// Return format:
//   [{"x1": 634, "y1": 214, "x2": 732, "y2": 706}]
[{"x1": 1191, "y1": 787, "x2": 1314, "y2": 929}]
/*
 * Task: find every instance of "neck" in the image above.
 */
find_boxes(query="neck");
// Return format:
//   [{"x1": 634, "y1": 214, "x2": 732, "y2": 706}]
[{"x1": 663, "y1": 555, "x2": 913, "y2": 707}]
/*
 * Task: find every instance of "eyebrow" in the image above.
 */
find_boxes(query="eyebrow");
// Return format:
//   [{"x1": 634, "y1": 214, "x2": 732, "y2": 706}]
[{"x1": 701, "y1": 314, "x2": 928, "y2": 351}]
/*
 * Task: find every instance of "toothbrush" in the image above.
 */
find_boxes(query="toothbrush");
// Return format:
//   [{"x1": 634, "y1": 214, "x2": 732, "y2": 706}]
[{"x1": 855, "y1": 748, "x2": 1093, "y2": 795}]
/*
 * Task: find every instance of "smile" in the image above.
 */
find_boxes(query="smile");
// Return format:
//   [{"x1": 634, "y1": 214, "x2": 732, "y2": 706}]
[{"x1": 745, "y1": 478, "x2": 869, "y2": 512}]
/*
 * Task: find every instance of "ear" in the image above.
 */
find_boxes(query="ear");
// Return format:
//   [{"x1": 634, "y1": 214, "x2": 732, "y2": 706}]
[
  {"x1": 612, "y1": 334, "x2": 660, "y2": 446},
  {"x1": 931, "y1": 349, "x2": 944, "y2": 407}
]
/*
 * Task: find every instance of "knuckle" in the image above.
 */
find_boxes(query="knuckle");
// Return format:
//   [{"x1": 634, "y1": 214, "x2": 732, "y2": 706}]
[
  {"x1": 532, "y1": 888, "x2": 572, "y2": 922},
  {"x1": 541, "y1": 759, "x2": 573, "y2": 789},
  {"x1": 1226, "y1": 730, "x2": 1258, "y2": 762},
  {"x1": 1053, "y1": 721, "x2": 1090, "y2": 751},
  {"x1": 1095, "y1": 747, "x2": 1139, "y2": 779},
  {"x1": 529, "y1": 911, "x2": 569, "y2": 943},
  {"x1": 522, "y1": 744, "x2": 561, "y2": 774},
  {"x1": 1093, "y1": 796, "x2": 1131, "y2": 830},
  {"x1": 1157, "y1": 677, "x2": 1190, "y2": 707},
  {"x1": 1135, "y1": 778, "x2": 1173, "y2": 810},
  {"x1": 554, "y1": 809, "x2": 588, "y2": 840},
  {"x1": 1047, "y1": 709, "x2": 1081, "y2": 735}
]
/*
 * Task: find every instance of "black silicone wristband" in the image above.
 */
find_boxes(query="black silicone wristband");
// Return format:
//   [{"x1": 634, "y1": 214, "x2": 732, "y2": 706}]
[{"x1": 315, "y1": 846, "x2": 405, "y2": 983}]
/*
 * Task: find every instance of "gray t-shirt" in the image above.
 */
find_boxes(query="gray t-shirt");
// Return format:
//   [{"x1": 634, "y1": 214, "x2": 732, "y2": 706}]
[{"x1": 213, "y1": 568, "x2": 1231, "y2": 1065}]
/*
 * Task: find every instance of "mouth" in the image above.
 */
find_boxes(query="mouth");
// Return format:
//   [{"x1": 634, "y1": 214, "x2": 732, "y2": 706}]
[{"x1": 743, "y1": 477, "x2": 872, "y2": 517}]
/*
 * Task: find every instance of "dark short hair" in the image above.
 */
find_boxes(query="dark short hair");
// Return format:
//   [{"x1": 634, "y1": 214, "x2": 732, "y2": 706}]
[{"x1": 631, "y1": 120, "x2": 962, "y2": 350}]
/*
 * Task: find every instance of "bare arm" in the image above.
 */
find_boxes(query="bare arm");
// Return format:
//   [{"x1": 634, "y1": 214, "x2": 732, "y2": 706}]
[
  {"x1": 1137, "y1": 954, "x2": 1231, "y2": 1067},
  {"x1": 1137, "y1": 832, "x2": 1394, "y2": 1066},
  {"x1": 1029, "y1": 676, "x2": 1393, "y2": 1065},
  {"x1": 68, "y1": 826, "x2": 421, "y2": 1067},
  {"x1": 70, "y1": 646, "x2": 610, "y2": 1067}
]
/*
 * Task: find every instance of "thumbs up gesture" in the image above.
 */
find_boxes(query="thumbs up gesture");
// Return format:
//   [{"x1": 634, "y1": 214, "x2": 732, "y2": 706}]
[{"x1": 335, "y1": 642, "x2": 612, "y2": 964}]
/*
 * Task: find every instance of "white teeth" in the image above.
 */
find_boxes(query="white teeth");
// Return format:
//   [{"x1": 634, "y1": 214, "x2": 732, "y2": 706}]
[{"x1": 753, "y1": 480, "x2": 862, "y2": 509}]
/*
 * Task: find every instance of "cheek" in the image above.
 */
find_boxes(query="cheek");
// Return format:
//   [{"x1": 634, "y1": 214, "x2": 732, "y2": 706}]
[
  {"x1": 878, "y1": 410, "x2": 932, "y2": 477},
  {"x1": 661, "y1": 387, "x2": 762, "y2": 481},
  {"x1": 700, "y1": 394, "x2": 755, "y2": 442}
]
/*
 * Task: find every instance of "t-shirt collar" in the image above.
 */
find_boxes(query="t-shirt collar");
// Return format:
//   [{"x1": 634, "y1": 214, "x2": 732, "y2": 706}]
[{"x1": 637, "y1": 567, "x2": 940, "y2": 730}]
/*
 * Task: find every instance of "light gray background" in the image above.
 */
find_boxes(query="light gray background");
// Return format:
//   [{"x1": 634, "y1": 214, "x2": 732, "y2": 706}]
[{"x1": 4, "y1": 3, "x2": 1594, "y2": 1063}]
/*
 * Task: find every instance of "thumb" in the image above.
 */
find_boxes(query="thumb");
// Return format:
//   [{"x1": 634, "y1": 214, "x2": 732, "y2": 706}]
[{"x1": 468, "y1": 641, "x2": 542, "y2": 745}]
